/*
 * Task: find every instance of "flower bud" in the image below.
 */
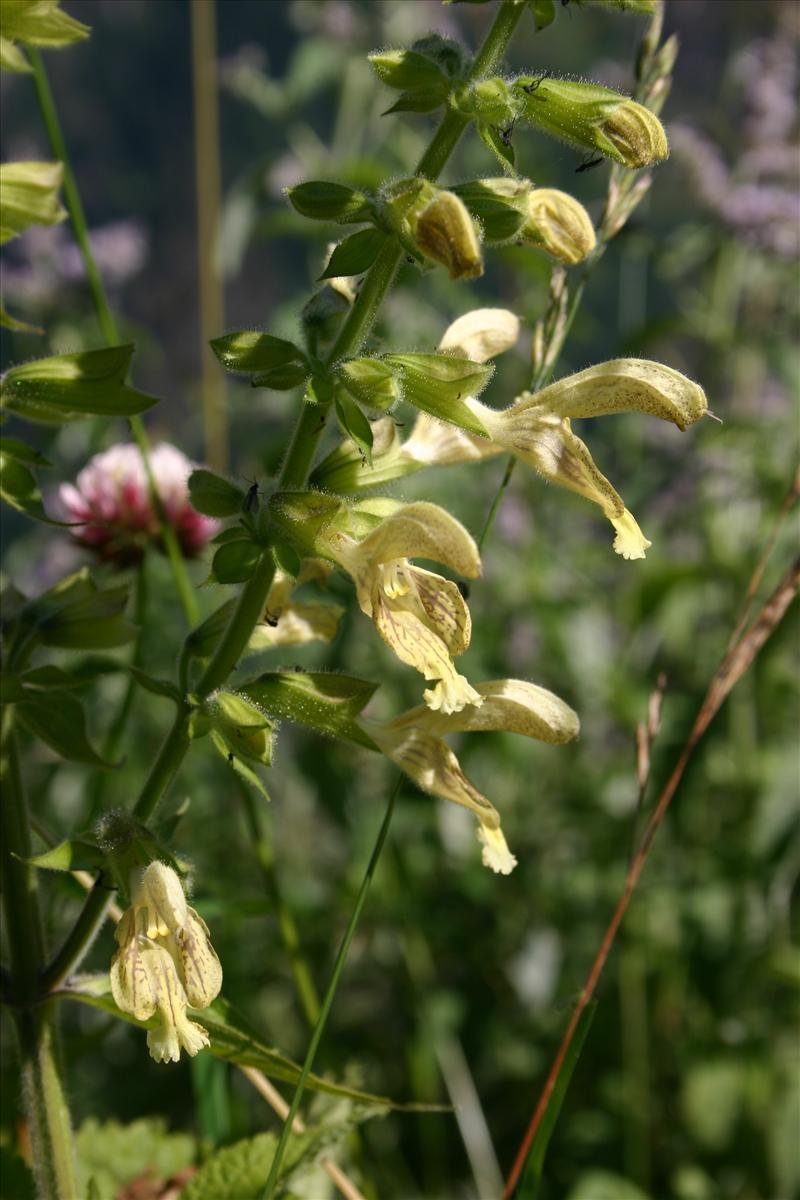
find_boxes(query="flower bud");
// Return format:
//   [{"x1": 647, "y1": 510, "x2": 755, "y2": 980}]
[
  {"x1": 383, "y1": 179, "x2": 483, "y2": 278},
  {"x1": 514, "y1": 77, "x2": 668, "y2": 169},
  {"x1": 521, "y1": 189, "x2": 597, "y2": 264},
  {"x1": 415, "y1": 191, "x2": 484, "y2": 279}
]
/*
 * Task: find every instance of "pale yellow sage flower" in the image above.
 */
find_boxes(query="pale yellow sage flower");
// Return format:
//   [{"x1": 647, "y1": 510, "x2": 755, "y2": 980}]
[
  {"x1": 250, "y1": 559, "x2": 343, "y2": 650},
  {"x1": 465, "y1": 358, "x2": 707, "y2": 559},
  {"x1": 364, "y1": 678, "x2": 580, "y2": 874},
  {"x1": 110, "y1": 861, "x2": 222, "y2": 1064},
  {"x1": 321, "y1": 501, "x2": 482, "y2": 714}
]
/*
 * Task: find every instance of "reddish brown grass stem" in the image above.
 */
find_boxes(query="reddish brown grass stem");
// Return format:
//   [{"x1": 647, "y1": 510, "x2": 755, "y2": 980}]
[{"x1": 503, "y1": 554, "x2": 799, "y2": 1199}]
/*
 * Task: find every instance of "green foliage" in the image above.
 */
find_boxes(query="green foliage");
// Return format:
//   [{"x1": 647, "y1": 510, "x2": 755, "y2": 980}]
[
  {"x1": 0, "y1": 0, "x2": 90, "y2": 51},
  {"x1": 382, "y1": 352, "x2": 493, "y2": 434},
  {"x1": 75, "y1": 1117, "x2": 195, "y2": 1200},
  {"x1": 0, "y1": 344, "x2": 157, "y2": 421},
  {"x1": 0, "y1": 160, "x2": 65, "y2": 241},
  {"x1": 239, "y1": 670, "x2": 380, "y2": 751}
]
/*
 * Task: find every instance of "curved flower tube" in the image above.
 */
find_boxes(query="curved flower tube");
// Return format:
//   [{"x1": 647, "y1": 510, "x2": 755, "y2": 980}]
[{"x1": 363, "y1": 678, "x2": 580, "y2": 874}]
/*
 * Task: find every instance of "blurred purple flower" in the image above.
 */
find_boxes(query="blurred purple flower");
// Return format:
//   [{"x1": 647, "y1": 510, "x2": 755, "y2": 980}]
[
  {"x1": 670, "y1": 36, "x2": 800, "y2": 259},
  {"x1": 59, "y1": 442, "x2": 219, "y2": 565}
]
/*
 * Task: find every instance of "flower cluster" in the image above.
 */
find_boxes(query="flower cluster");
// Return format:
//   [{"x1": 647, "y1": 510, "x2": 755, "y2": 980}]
[
  {"x1": 60, "y1": 442, "x2": 218, "y2": 564},
  {"x1": 110, "y1": 861, "x2": 222, "y2": 1063}
]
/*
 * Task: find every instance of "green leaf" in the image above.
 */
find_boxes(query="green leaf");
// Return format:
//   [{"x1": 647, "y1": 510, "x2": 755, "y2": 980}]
[
  {"x1": 181, "y1": 1117, "x2": 369, "y2": 1200},
  {"x1": 565, "y1": 1173, "x2": 651, "y2": 1200},
  {"x1": 62, "y1": 978, "x2": 424, "y2": 1107},
  {"x1": 0, "y1": 436, "x2": 52, "y2": 465},
  {"x1": 0, "y1": 160, "x2": 65, "y2": 243},
  {"x1": 0, "y1": 344, "x2": 157, "y2": 422},
  {"x1": 250, "y1": 361, "x2": 310, "y2": 390},
  {"x1": 0, "y1": 301, "x2": 41, "y2": 330},
  {"x1": 337, "y1": 357, "x2": 400, "y2": 412},
  {"x1": 0, "y1": 450, "x2": 56, "y2": 523},
  {"x1": 0, "y1": 672, "x2": 26, "y2": 701},
  {"x1": 368, "y1": 48, "x2": 448, "y2": 92},
  {"x1": 210, "y1": 691, "x2": 273, "y2": 765},
  {"x1": 17, "y1": 690, "x2": 117, "y2": 767},
  {"x1": 477, "y1": 120, "x2": 517, "y2": 174},
  {"x1": 0, "y1": 35, "x2": 32, "y2": 71},
  {"x1": 75, "y1": 1117, "x2": 195, "y2": 1200},
  {"x1": 185, "y1": 598, "x2": 237, "y2": 658},
  {"x1": 382, "y1": 352, "x2": 493, "y2": 436},
  {"x1": 528, "y1": 0, "x2": 556, "y2": 30},
  {"x1": 334, "y1": 387, "x2": 373, "y2": 464},
  {"x1": 188, "y1": 468, "x2": 246, "y2": 517},
  {"x1": 452, "y1": 178, "x2": 529, "y2": 243},
  {"x1": 128, "y1": 667, "x2": 182, "y2": 703},
  {"x1": 35, "y1": 581, "x2": 136, "y2": 648},
  {"x1": 210, "y1": 729, "x2": 271, "y2": 802},
  {"x1": 0, "y1": 0, "x2": 90, "y2": 48},
  {"x1": 516, "y1": 1002, "x2": 596, "y2": 1199},
  {"x1": 383, "y1": 87, "x2": 450, "y2": 115},
  {"x1": 22, "y1": 657, "x2": 121, "y2": 689},
  {"x1": 286, "y1": 181, "x2": 373, "y2": 223},
  {"x1": 26, "y1": 838, "x2": 106, "y2": 872},
  {"x1": 239, "y1": 671, "x2": 380, "y2": 751},
  {"x1": 320, "y1": 228, "x2": 388, "y2": 280},
  {"x1": 211, "y1": 539, "x2": 262, "y2": 584},
  {"x1": 210, "y1": 331, "x2": 308, "y2": 375}
]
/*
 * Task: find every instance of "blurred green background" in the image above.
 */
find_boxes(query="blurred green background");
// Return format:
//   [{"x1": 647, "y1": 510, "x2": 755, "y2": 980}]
[{"x1": 1, "y1": 1, "x2": 798, "y2": 1198}]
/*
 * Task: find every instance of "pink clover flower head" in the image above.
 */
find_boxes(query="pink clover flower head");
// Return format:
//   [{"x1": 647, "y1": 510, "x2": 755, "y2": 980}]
[{"x1": 59, "y1": 442, "x2": 219, "y2": 564}]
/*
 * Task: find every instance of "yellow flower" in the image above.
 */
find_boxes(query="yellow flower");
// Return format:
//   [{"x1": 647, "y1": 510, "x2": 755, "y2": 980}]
[
  {"x1": 364, "y1": 678, "x2": 580, "y2": 874},
  {"x1": 466, "y1": 358, "x2": 707, "y2": 558},
  {"x1": 520, "y1": 189, "x2": 597, "y2": 265},
  {"x1": 322, "y1": 501, "x2": 482, "y2": 714},
  {"x1": 110, "y1": 861, "x2": 222, "y2": 1064},
  {"x1": 250, "y1": 559, "x2": 343, "y2": 650}
]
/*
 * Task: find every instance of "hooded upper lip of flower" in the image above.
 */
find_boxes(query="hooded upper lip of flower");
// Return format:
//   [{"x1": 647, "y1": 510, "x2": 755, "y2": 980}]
[
  {"x1": 363, "y1": 677, "x2": 580, "y2": 874},
  {"x1": 323, "y1": 501, "x2": 484, "y2": 714},
  {"x1": 110, "y1": 861, "x2": 222, "y2": 1064}
]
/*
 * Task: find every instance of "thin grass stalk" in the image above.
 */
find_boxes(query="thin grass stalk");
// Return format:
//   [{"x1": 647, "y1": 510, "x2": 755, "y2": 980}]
[
  {"x1": 191, "y1": 0, "x2": 228, "y2": 472},
  {"x1": 502, "y1": 552, "x2": 800, "y2": 1199},
  {"x1": 261, "y1": 778, "x2": 400, "y2": 1200},
  {"x1": 236, "y1": 778, "x2": 322, "y2": 1026}
]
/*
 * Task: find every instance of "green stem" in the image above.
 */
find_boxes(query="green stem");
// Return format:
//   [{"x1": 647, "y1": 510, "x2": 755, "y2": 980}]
[
  {"x1": 28, "y1": 48, "x2": 199, "y2": 627},
  {"x1": 40, "y1": 877, "x2": 110, "y2": 993},
  {"x1": 191, "y1": 0, "x2": 228, "y2": 473},
  {"x1": 262, "y1": 779, "x2": 399, "y2": 1200},
  {"x1": 87, "y1": 561, "x2": 149, "y2": 821},
  {"x1": 416, "y1": 0, "x2": 526, "y2": 178},
  {"x1": 1, "y1": 711, "x2": 79, "y2": 1197},
  {"x1": 1, "y1": 711, "x2": 45, "y2": 999},
  {"x1": 237, "y1": 779, "x2": 321, "y2": 1027}
]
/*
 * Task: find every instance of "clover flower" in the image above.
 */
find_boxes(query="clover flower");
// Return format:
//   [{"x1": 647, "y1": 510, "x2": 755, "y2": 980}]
[
  {"x1": 110, "y1": 861, "x2": 222, "y2": 1064},
  {"x1": 322, "y1": 501, "x2": 482, "y2": 714},
  {"x1": 60, "y1": 442, "x2": 218, "y2": 564},
  {"x1": 364, "y1": 679, "x2": 580, "y2": 873}
]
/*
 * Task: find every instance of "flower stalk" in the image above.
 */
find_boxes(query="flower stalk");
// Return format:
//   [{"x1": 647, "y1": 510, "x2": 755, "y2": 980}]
[{"x1": 28, "y1": 48, "x2": 199, "y2": 626}]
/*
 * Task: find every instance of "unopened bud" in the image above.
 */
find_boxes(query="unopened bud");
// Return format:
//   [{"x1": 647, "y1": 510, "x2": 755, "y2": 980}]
[
  {"x1": 601, "y1": 100, "x2": 668, "y2": 168},
  {"x1": 521, "y1": 189, "x2": 597, "y2": 264},
  {"x1": 514, "y1": 77, "x2": 668, "y2": 169},
  {"x1": 415, "y1": 191, "x2": 484, "y2": 279}
]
